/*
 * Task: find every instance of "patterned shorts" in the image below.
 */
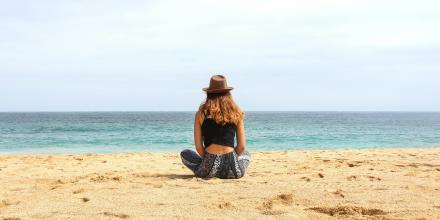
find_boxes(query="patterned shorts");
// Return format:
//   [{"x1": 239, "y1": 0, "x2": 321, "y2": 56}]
[{"x1": 180, "y1": 149, "x2": 251, "y2": 179}]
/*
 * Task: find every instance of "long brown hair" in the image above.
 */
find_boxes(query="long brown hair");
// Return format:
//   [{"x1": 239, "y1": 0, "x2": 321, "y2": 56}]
[{"x1": 198, "y1": 92, "x2": 244, "y2": 125}]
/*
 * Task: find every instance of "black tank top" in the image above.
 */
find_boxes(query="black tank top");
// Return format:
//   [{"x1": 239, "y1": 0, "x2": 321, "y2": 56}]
[{"x1": 201, "y1": 114, "x2": 236, "y2": 148}]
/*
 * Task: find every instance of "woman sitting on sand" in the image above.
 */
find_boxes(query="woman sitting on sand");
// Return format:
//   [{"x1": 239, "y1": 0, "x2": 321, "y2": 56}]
[{"x1": 180, "y1": 75, "x2": 251, "y2": 179}]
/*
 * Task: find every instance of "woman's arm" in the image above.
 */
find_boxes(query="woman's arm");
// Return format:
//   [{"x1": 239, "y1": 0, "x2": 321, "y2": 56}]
[
  {"x1": 235, "y1": 119, "x2": 246, "y2": 155},
  {"x1": 194, "y1": 111, "x2": 205, "y2": 158}
]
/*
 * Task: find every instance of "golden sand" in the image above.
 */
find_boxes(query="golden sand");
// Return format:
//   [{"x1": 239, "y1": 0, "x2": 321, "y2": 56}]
[{"x1": 1, "y1": 148, "x2": 440, "y2": 219}]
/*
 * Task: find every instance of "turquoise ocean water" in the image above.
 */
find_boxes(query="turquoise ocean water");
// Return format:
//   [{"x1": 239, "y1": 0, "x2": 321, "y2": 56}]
[{"x1": 0, "y1": 112, "x2": 439, "y2": 154}]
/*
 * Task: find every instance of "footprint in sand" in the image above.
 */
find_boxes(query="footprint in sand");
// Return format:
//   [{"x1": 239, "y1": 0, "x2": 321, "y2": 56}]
[
  {"x1": 260, "y1": 193, "x2": 294, "y2": 215},
  {"x1": 318, "y1": 173, "x2": 324, "y2": 178},
  {"x1": 3, "y1": 217, "x2": 21, "y2": 220},
  {"x1": 307, "y1": 206, "x2": 386, "y2": 217},
  {"x1": 103, "y1": 212, "x2": 130, "y2": 219}
]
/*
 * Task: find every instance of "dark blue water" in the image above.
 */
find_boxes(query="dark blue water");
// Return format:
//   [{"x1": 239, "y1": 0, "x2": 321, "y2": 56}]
[{"x1": 0, "y1": 112, "x2": 439, "y2": 154}]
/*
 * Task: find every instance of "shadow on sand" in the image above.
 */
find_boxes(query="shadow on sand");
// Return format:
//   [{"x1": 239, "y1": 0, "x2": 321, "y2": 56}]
[{"x1": 153, "y1": 174, "x2": 195, "y2": 179}]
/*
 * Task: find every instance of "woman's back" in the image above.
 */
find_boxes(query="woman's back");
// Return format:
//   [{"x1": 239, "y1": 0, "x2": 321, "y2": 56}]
[
  {"x1": 180, "y1": 75, "x2": 251, "y2": 179},
  {"x1": 201, "y1": 116, "x2": 236, "y2": 149}
]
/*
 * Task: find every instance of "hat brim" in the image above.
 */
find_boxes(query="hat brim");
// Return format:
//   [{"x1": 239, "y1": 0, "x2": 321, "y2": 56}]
[{"x1": 202, "y1": 87, "x2": 234, "y2": 93}]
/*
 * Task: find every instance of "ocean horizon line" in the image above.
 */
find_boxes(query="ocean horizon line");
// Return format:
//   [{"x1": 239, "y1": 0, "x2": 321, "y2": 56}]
[{"x1": 1, "y1": 110, "x2": 440, "y2": 113}]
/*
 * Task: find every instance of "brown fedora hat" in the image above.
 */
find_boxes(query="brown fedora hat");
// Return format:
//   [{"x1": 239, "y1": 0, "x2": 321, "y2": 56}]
[{"x1": 202, "y1": 75, "x2": 234, "y2": 93}]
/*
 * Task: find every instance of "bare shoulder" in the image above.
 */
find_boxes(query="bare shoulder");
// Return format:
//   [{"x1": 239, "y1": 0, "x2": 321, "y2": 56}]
[
  {"x1": 195, "y1": 110, "x2": 202, "y2": 119},
  {"x1": 237, "y1": 117, "x2": 245, "y2": 126},
  {"x1": 194, "y1": 110, "x2": 203, "y2": 125}
]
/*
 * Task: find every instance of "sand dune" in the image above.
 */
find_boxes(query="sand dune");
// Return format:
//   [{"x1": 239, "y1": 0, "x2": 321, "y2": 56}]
[{"x1": 1, "y1": 147, "x2": 440, "y2": 219}]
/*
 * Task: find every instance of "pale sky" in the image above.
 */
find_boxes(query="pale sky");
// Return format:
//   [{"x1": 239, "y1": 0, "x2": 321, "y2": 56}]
[{"x1": 1, "y1": 0, "x2": 439, "y2": 111}]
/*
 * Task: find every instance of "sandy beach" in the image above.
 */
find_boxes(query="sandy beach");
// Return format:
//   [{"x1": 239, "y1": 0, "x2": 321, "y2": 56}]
[{"x1": 1, "y1": 148, "x2": 440, "y2": 219}]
